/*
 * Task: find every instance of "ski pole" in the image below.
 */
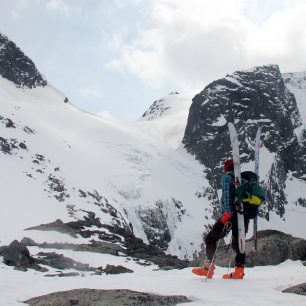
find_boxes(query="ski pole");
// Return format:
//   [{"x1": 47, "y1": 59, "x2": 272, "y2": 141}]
[
  {"x1": 226, "y1": 241, "x2": 233, "y2": 276},
  {"x1": 203, "y1": 224, "x2": 227, "y2": 283},
  {"x1": 225, "y1": 234, "x2": 233, "y2": 254}
]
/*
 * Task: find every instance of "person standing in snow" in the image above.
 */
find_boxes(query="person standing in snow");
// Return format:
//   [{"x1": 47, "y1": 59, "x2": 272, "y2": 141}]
[{"x1": 192, "y1": 159, "x2": 248, "y2": 279}]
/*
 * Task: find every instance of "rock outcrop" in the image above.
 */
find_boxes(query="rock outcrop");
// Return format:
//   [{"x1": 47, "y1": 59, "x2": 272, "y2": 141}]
[
  {"x1": 283, "y1": 283, "x2": 306, "y2": 296},
  {"x1": 192, "y1": 230, "x2": 306, "y2": 267},
  {"x1": 24, "y1": 288, "x2": 191, "y2": 306},
  {"x1": 0, "y1": 33, "x2": 47, "y2": 88},
  {"x1": 0, "y1": 240, "x2": 44, "y2": 271}
]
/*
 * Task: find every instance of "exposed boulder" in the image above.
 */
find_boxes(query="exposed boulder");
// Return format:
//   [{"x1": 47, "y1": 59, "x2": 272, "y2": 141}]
[
  {"x1": 101, "y1": 264, "x2": 133, "y2": 275},
  {"x1": 20, "y1": 237, "x2": 36, "y2": 246},
  {"x1": 0, "y1": 240, "x2": 45, "y2": 271},
  {"x1": 283, "y1": 283, "x2": 306, "y2": 296},
  {"x1": 35, "y1": 252, "x2": 94, "y2": 271},
  {"x1": 0, "y1": 240, "x2": 97, "y2": 272},
  {"x1": 24, "y1": 288, "x2": 191, "y2": 306},
  {"x1": 241, "y1": 230, "x2": 306, "y2": 267},
  {"x1": 192, "y1": 230, "x2": 306, "y2": 267}
]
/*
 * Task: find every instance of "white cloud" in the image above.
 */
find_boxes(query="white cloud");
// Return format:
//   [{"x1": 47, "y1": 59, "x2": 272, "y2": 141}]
[
  {"x1": 10, "y1": 0, "x2": 32, "y2": 20},
  {"x1": 5, "y1": 0, "x2": 81, "y2": 20},
  {"x1": 246, "y1": 2, "x2": 306, "y2": 70},
  {"x1": 107, "y1": 0, "x2": 306, "y2": 93},
  {"x1": 45, "y1": 0, "x2": 80, "y2": 17}
]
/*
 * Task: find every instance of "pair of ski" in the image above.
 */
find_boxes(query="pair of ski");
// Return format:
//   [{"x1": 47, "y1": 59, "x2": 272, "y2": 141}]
[{"x1": 228, "y1": 123, "x2": 261, "y2": 254}]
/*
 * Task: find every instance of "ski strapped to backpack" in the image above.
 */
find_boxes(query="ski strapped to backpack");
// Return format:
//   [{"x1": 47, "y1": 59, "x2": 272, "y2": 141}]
[
  {"x1": 228, "y1": 122, "x2": 245, "y2": 254},
  {"x1": 253, "y1": 127, "x2": 261, "y2": 251}
]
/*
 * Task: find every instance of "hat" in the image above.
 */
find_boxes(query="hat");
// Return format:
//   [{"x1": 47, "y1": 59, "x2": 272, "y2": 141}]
[{"x1": 224, "y1": 159, "x2": 234, "y2": 171}]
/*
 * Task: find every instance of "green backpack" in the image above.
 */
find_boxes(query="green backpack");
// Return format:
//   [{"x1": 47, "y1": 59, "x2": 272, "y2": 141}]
[{"x1": 235, "y1": 171, "x2": 265, "y2": 219}]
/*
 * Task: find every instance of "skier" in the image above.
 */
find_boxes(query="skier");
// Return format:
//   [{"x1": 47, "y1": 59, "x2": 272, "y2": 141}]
[{"x1": 192, "y1": 159, "x2": 248, "y2": 279}]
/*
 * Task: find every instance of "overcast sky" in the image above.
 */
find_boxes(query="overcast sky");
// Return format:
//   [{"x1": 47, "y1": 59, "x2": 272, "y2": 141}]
[{"x1": 1, "y1": 0, "x2": 306, "y2": 121}]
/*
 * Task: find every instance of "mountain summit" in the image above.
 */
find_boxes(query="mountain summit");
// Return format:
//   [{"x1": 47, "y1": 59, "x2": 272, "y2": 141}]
[
  {"x1": 183, "y1": 64, "x2": 306, "y2": 230},
  {"x1": 0, "y1": 32, "x2": 46, "y2": 88},
  {"x1": 141, "y1": 92, "x2": 181, "y2": 121}
]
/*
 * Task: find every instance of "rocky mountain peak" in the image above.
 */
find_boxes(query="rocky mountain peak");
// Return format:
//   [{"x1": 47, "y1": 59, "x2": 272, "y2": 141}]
[
  {"x1": 0, "y1": 32, "x2": 47, "y2": 88},
  {"x1": 141, "y1": 92, "x2": 180, "y2": 121},
  {"x1": 183, "y1": 64, "x2": 306, "y2": 220}
]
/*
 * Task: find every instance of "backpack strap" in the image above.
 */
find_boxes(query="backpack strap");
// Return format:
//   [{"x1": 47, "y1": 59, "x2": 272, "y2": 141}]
[{"x1": 227, "y1": 172, "x2": 235, "y2": 180}]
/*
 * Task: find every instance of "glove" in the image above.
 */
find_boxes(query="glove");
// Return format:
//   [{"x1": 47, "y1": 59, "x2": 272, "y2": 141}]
[{"x1": 219, "y1": 212, "x2": 232, "y2": 224}]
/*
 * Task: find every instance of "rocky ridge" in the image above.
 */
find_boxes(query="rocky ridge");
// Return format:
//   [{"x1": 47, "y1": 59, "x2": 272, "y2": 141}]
[{"x1": 0, "y1": 33, "x2": 47, "y2": 88}]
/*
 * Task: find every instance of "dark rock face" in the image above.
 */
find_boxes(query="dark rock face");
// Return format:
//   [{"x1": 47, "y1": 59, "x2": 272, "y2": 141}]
[
  {"x1": 192, "y1": 230, "x2": 306, "y2": 267},
  {"x1": 124, "y1": 234, "x2": 188, "y2": 269},
  {"x1": 23, "y1": 218, "x2": 189, "y2": 269},
  {"x1": 0, "y1": 240, "x2": 32, "y2": 266},
  {"x1": 183, "y1": 65, "x2": 306, "y2": 220},
  {"x1": 35, "y1": 252, "x2": 94, "y2": 271},
  {"x1": 141, "y1": 97, "x2": 171, "y2": 120},
  {"x1": 0, "y1": 240, "x2": 44, "y2": 271},
  {"x1": 102, "y1": 264, "x2": 133, "y2": 274},
  {"x1": 0, "y1": 240, "x2": 99, "y2": 272},
  {"x1": 26, "y1": 212, "x2": 103, "y2": 238},
  {"x1": 0, "y1": 33, "x2": 47, "y2": 88},
  {"x1": 24, "y1": 288, "x2": 191, "y2": 306},
  {"x1": 235, "y1": 230, "x2": 306, "y2": 267},
  {"x1": 33, "y1": 240, "x2": 124, "y2": 256},
  {"x1": 141, "y1": 93, "x2": 179, "y2": 120},
  {"x1": 137, "y1": 199, "x2": 186, "y2": 251}
]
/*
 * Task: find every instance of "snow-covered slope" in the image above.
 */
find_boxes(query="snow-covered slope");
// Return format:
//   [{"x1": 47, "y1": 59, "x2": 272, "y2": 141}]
[
  {"x1": 1, "y1": 258, "x2": 306, "y2": 306},
  {"x1": 1, "y1": 33, "x2": 306, "y2": 306},
  {"x1": 140, "y1": 92, "x2": 192, "y2": 148},
  {"x1": 0, "y1": 75, "x2": 207, "y2": 260},
  {"x1": 283, "y1": 71, "x2": 306, "y2": 127}
]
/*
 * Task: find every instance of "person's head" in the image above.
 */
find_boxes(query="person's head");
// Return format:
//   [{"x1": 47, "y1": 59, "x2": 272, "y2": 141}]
[{"x1": 223, "y1": 159, "x2": 234, "y2": 172}]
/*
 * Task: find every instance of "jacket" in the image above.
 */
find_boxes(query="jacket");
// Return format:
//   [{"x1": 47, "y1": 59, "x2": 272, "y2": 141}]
[{"x1": 220, "y1": 171, "x2": 235, "y2": 215}]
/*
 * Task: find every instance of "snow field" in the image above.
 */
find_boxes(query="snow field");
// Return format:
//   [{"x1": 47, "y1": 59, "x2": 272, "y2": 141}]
[{"x1": 1, "y1": 258, "x2": 306, "y2": 306}]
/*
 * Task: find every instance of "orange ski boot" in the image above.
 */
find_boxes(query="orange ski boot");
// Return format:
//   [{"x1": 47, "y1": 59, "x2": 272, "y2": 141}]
[
  {"x1": 192, "y1": 262, "x2": 215, "y2": 279},
  {"x1": 223, "y1": 266, "x2": 245, "y2": 279}
]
